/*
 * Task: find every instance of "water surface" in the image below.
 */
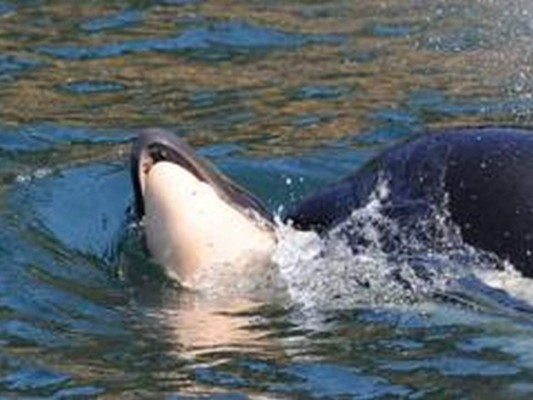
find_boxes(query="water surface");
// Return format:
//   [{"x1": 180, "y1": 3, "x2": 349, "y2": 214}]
[{"x1": 1, "y1": 0, "x2": 533, "y2": 398}]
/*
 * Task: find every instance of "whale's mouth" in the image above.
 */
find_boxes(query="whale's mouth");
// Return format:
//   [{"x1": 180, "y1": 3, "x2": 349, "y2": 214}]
[{"x1": 130, "y1": 128, "x2": 272, "y2": 224}]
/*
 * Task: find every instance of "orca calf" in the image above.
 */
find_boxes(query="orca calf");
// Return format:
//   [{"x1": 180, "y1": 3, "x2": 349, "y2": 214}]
[
  {"x1": 130, "y1": 129, "x2": 276, "y2": 288},
  {"x1": 131, "y1": 126, "x2": 533, "y2": 287}
]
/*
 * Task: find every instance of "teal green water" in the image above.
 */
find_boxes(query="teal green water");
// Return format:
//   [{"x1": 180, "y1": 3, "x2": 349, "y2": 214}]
[{"x1": 2, "y1": 0, "x2": 533, "y2": 398}]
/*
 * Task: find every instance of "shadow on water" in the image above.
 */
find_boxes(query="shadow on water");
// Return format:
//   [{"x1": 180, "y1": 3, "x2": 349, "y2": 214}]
[{"x1": 1, "y1": 0, "x2": 533, "y2": 398}]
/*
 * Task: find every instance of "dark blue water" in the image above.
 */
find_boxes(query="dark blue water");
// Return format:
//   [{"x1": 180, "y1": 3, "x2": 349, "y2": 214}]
[{"x1": 2, "y1": 0, "x2": 533, "y2": 398}]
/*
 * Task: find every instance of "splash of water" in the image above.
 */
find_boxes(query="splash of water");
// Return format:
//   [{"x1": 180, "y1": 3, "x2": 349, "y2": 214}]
[{"x1": 273, "y1": 178, "x2": 523, "y2": 311}]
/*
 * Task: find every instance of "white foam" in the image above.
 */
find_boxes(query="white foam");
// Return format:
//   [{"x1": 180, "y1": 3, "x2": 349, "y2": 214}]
[
  {"x1": 15, "y1": 167, "x2": 53, "y2": 183},
  {"x1": 272, "y1": 179, "x2": 444, "y2": 309},
  {"x1": 271, "y1": 177, "x2": 520, "y2": 312},
  {"x1": 474, "y1": 264, "x2": 533, "y2": 307}
]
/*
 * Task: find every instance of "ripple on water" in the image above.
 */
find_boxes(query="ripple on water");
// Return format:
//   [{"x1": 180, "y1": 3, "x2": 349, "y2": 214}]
[
  {"x1": 424, "y1": 26, "x2": 490, "y2": 53},
  {"x1": 12, "y1": 162, "x2": 130, "y2": 258},
  {"x1": 0, "y1": 147, "x2": 137, "y2": 397},
  {"x1": 380, "y1": 356, "x2": 520, "y2": 377},
  {"x1": 283, "y1": 363, "x2": 410, "y2": 398},
  {"x1": 0, "y1": 55, "x2": 42, "y2": 81},
  {"x1": 53, "y1": 386, "x2": 105, "y2": 399},
  {"x1": 2, "y1": 367, "x2": 70, "y2": 393},
  {"x1": 160, "y1": 0, "x2": 204, "y2": 5},
  {"x1": 0, "y1": 123, "x2": 131, "y2": 152},
  {"x1": 38, "y1": 20, "x2": 345, "y2": 60},
  {"x1": 406, "y1": 89, "x2": 533, "y2": 121},
  {"x1": 0, "y1": 1, "x2": 13, "y2": 15},
  {"x1": 58, "y1": 80, "x2": 126, "y2": 94},
  {"x1": 458, "y1": 336, "x2": 533, "y2": 370},
  {"x1": 368, "y1": 23, "x2": 421, "y2": 38},
  {"x1": 292, "y1": 84, "x2": 347, "y2": 101},
  {"x1": 80, "y1": 10, "x2": 142, "y2": 33}
]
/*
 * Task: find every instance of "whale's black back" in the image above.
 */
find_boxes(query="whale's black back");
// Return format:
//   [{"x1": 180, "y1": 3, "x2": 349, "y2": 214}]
[{"x1": 287, "y1": 126, "x2": 533, "y2": 277}]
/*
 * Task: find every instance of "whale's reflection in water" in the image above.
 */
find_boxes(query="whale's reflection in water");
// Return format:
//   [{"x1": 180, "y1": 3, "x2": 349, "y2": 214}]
[{"x1": 149, "y1": 294, "x2": 274, "y2": 356}]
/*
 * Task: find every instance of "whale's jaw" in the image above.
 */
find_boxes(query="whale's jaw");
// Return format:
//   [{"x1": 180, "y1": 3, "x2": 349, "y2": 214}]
[{"x1": 130, "y1": 129, "x2": 276, "y2": 289}]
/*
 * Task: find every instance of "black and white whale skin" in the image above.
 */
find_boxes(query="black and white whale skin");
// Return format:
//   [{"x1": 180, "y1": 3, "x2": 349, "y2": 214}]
[
  {"x1": 131, "y1": 126, "x2": 533, "y2": 286},
  {"x1": 287, "y1": 126, "x2": 533, "y2": 277}
]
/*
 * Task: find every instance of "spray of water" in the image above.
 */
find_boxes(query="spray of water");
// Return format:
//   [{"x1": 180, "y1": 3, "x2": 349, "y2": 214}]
[{"x1": 273, "y1": 177, "x2": 530, "y2": 312}]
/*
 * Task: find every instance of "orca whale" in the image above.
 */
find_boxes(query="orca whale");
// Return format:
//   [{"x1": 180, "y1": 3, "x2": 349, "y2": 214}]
[
  {"x1": 130, "y1": 129, "x2": 276, "y2": 288},
  {"x1": 131, "y1": 126, "x2": 533, "y2": 286}
]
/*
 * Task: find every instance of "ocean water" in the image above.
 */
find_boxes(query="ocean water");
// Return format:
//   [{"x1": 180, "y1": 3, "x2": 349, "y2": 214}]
[{"x1": 1, "y1": 0, "x2": 533, "y2": 398}]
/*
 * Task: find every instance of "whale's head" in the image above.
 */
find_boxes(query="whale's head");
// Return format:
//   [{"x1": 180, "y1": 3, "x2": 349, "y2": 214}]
[{"x1": 130, "y1": 129, "x2": 276, "y2": 289}]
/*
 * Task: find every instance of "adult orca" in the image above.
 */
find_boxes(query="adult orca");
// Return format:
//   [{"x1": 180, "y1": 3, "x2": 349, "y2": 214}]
[
  {"x1": 131, "y1": 126, "x2": 533, "y2": 286},
  {"x1": 287, "y1": 126, "x2": 533, "y2": 278}
]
